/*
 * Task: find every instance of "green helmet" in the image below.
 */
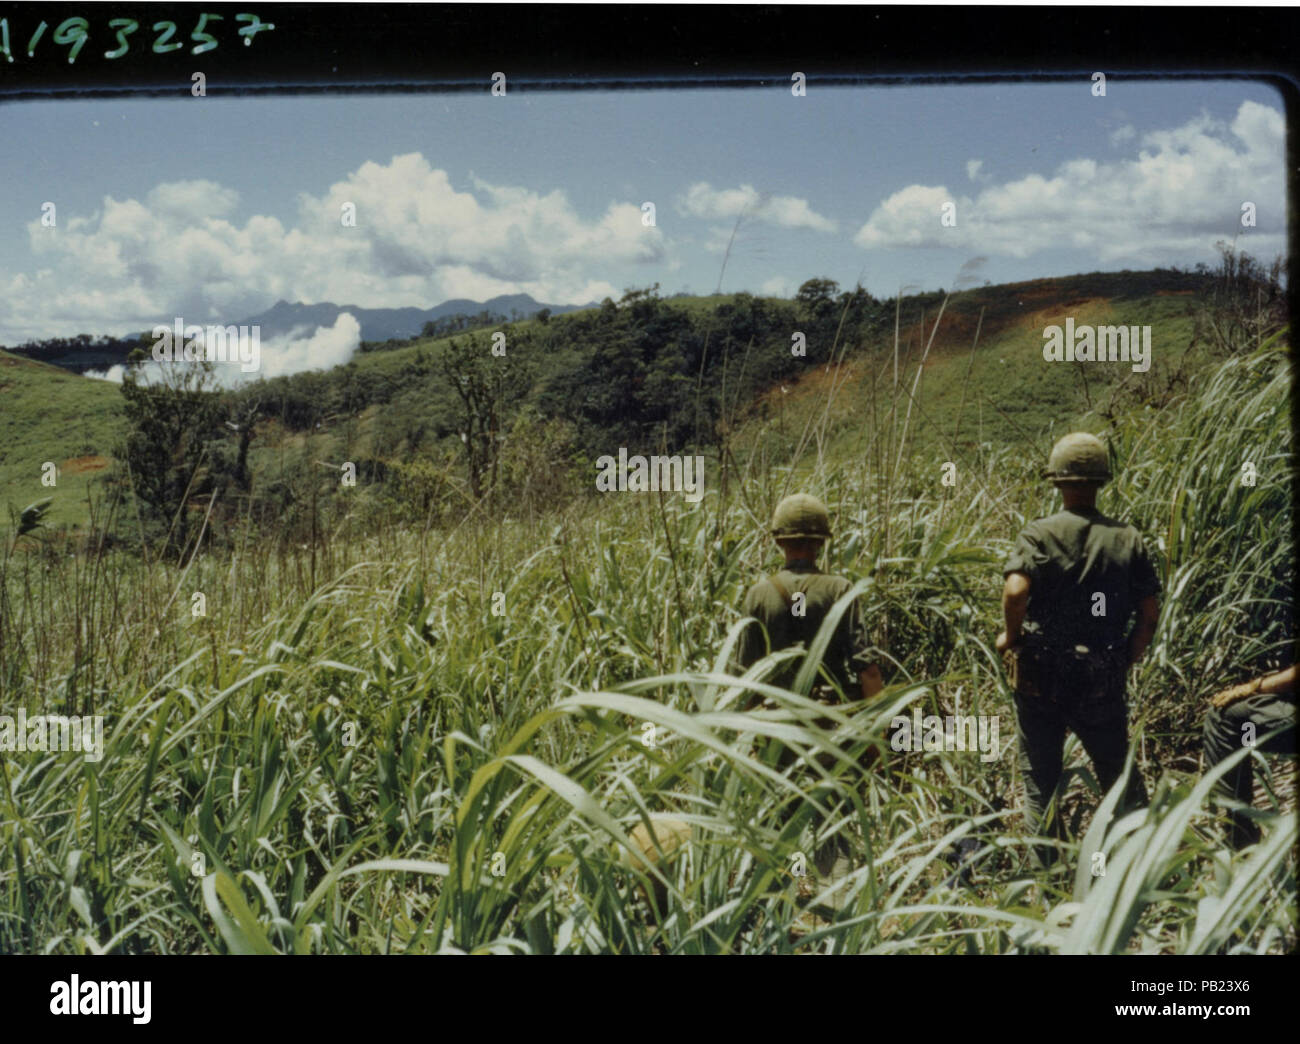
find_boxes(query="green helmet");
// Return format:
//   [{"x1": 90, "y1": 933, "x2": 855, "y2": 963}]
[
  {"x1": 770, "y1": 493, "x2": 832, "y2": 539},
  {"x1": 1044, "y1": 432, "x2": 1112, "y2": 484}
]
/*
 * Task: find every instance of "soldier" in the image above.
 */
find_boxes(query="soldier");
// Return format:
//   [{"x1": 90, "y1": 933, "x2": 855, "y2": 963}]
[
  {"x1": 997, "y1": 432, "x2": 1161, "y2": 867},
  {"x1": 734, "y1": 493, "x2": 884, "y2": 884},
  {"x1": 1203, "y1": 664, "x2": 1296, "y2": 849},
  {"x1": 735, "y1": 492, "x2": 884, "y2": 710}
]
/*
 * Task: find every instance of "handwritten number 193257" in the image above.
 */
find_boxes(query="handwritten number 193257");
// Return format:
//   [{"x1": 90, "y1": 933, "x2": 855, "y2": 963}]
[{"x1": 0, "y1": 12, "x2": 275, "y2": 63}]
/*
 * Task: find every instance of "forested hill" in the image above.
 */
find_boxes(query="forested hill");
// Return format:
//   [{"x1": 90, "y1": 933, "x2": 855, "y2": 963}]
[{"x1": 2, "y1": 259, "x2": 1283, "y2": 541}]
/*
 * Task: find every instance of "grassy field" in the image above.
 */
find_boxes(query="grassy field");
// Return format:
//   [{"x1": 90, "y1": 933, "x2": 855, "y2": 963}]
[
  {"x1": 0, "y1": 350, "x2": 124, "y2": 533},
  {"x1": 0, "y1": 271, "x2": 1291, "y2": 952}
]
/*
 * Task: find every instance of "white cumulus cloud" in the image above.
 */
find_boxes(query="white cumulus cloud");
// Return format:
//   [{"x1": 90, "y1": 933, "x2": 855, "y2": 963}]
[
  {"x1": 677, "y1": 182, "x2": 836, "y2": 233},
  {"x1": 2, "y1": 154, "x2": 663, "y2": 342},
  {"x1": 853, "y1": 101, "x2": 1285, "y2": 263}
]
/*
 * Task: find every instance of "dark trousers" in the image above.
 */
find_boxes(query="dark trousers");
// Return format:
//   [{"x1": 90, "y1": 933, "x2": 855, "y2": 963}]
[
  {"x1": 1203, "y1": 693, "x2": 1296, "y2": 848},
  {"x1": 1009, "y1": 646, "x2": 1148, "y2": 866}
]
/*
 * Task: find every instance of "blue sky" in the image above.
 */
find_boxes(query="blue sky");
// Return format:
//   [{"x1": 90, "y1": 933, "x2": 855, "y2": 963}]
[{"x1": 0, "y1": 79, "x2": 1286, "y2": 344}]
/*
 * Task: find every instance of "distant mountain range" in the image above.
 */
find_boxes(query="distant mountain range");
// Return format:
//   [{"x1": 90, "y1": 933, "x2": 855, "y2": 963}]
[
  {"x1": 3, "y1": 294, "x2": 595, "y2": 373},
  {"x1": 233, "y1": 293, "x2": 593, "y2": 342}
]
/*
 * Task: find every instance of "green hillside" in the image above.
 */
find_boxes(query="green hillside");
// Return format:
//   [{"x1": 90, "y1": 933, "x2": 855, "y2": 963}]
[
  {"x1": 1, "y1": 269, "x2": 1217, "y2": 540},
  {"x1": 760, "y1": 285, "x2": 1209, "y2": 472},
  {"x1": 0, "y1": 349, "x2": 124, "y2": 532}
]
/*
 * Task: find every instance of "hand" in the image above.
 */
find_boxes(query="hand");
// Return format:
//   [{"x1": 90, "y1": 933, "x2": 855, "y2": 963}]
[
  {"x1": 1210, "y1": 679, "x2": 1260, "y2": 709},
  {"x1": 995, "y1": 631, "x2": 1017, "y2": 654}
]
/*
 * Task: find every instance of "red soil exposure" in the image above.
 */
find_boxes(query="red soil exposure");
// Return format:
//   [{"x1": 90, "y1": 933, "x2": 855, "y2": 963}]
[{"x1": 62, "y1": 455, "x2": 110, "y2": 474}]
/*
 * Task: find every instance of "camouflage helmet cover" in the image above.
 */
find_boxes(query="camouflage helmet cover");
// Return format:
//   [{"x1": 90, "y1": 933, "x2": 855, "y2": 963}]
[
  {"x1": 770, "y1": 493, "x2": 832, "y2": 539},
  {"x1": 1044, "y1": 432, "x2": 1112, "y2": 484}
]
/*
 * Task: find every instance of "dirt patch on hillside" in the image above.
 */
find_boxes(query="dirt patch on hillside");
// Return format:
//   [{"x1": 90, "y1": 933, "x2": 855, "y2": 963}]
[
  {"x1": 1019, "y1": 296, "x2": 1117, "y2": 332},
  {"x1": 62, "y1": 455, "x2": 110, "y2": 475},
  {"x1": 897, "y1": 311, "x2": 989, "y2": 356},
  {"x1": 752, "y1": 359, "x2": 865, "y2": 413}
]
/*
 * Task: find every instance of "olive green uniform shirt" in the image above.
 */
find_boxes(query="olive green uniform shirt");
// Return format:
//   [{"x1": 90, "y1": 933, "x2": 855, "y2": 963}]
[
  {"x1": 735, "y1": 562, "x2": 879, "y2": 696},
  {"x1": 1004, "y1": 506, "x2": 1160, "y2": 651}
]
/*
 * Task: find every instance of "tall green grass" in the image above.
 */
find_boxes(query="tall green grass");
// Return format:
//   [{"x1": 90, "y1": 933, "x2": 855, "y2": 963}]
[{"x1": 0, "y1": 336, "x2": 1292, "y2": 953}]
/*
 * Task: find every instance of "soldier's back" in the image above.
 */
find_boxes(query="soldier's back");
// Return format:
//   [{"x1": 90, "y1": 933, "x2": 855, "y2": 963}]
[
  {"x1": 739, "y1": 565, "x2": 859, "y2": 692},
  {"x1": 1008, "y1": 506, "x2": 1158, "y2": 649}
]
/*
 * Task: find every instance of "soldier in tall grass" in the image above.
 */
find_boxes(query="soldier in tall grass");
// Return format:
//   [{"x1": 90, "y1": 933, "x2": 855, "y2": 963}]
[
  {"x1": 997, "y1": 433, "x2": 1161, "y2": 868},
  {"x1": 1204, "y1": 664, "x2": 1296, "y2": 849},
  {"x1": 735, "y1": 493, "x2": 885, "y2": 876},
  {"x1": 736, "y1": 494, "x2": 884, "y2": 706}
]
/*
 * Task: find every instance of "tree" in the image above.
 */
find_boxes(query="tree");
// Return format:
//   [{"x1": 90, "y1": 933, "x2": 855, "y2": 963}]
[
  {"x1": 1194, "y1": 244, "x2": 1286, "y2": 354},
  {"x1": 795, "y1": 278, "x2": 840, "y2": 317},
  {"x1": 437, "y1": 333, "x2": 533, "y2": 502},
  {"x1": 116, "y1": 354, "x2": 228, "y2": 558}
]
